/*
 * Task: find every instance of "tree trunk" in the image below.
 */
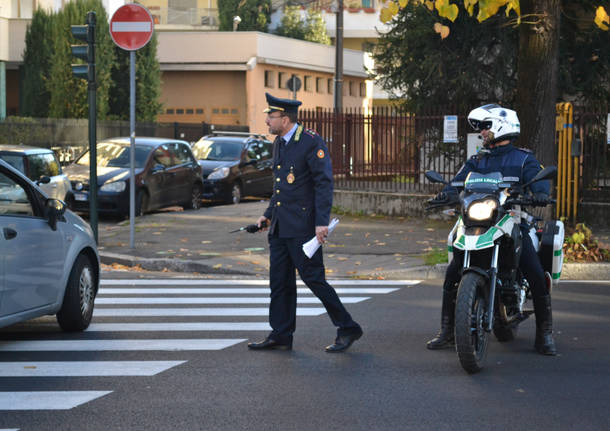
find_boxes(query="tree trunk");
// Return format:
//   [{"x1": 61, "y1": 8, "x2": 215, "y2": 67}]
[{"x1": 516, "y1": 0, "x2": 561, "y2": 168}]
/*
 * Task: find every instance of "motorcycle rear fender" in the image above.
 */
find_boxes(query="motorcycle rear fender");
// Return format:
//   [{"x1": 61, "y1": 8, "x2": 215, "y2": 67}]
[{"x1": 453, "y1": 213, "x2": 515, "y2": 251}]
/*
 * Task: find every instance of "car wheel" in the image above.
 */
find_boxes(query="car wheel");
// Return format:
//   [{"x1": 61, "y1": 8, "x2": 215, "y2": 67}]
[
  {"x1": 56, "y1": 254, "x2": 96, "y2": 332},
  {"x1": 185, "y1": 184, "x2": 203, "y2": 210},
  {"x1": 136, "y1": 190, "x2": 149, "y2": 216},
  {"x1": 226, "y1": 182, "x2": 242, "y2": 205}
]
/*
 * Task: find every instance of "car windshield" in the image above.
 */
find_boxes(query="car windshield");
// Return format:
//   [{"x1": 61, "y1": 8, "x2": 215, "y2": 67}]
[
  {"x1": 76, "y1": 142, "x2": 151, "y2": 168},
  {"x1": 191, "y1": 140, "x2": 243, "y2": 161}
]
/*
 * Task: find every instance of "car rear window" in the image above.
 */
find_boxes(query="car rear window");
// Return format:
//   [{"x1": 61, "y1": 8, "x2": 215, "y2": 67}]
[
  {"x1": 0, "y1": 154, "x2": 25, "y2": 174},
  {"x1": 28, "y1": 153, "x2": 61, "y2": 180},
  {"x1": 191, "y1": 140, "x2": 243, "y2": 161}
]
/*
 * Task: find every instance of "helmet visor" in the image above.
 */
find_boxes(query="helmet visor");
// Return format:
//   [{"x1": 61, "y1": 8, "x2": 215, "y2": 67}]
[{"x1": 469, "y1": 119, "x2": 492, "y2": 132}]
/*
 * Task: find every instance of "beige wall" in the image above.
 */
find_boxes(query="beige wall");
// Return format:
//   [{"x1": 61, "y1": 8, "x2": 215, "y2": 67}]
[{"x1": 157, "y1": 70, "x2": 247, "y2": 126}]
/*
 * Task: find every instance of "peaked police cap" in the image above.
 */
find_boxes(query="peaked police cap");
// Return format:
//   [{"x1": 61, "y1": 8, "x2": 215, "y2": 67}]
[{"x1": 263, "y1": 92, "x2": 302, "y2": 114}]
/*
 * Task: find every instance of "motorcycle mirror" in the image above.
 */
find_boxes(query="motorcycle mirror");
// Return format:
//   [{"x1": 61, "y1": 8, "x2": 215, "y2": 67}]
[
  {"x1": 524, "y1": 166, "x2": 557, "y2": 187},
  {"x1": 425, "y1": 170, "x2": 447, "y2": 184}
]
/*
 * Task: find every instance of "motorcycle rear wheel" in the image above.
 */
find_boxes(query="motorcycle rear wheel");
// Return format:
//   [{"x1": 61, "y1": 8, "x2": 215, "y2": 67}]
[{"x1": 455, "y1": 272, "x2": 489, "y2": 374}]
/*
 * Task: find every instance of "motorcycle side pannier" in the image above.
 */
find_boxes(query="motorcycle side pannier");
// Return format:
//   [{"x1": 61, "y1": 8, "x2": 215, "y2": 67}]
[{"x1": 539, "y1": 220, "x2": 565, "y2": 285}]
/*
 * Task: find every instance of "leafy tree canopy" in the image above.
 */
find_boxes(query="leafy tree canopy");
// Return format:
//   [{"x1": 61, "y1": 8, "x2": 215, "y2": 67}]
[
  {"x1": 218, "y1": 0, "x2": 271, "y2": 32},
  {"x1": 275, "y1": 5, "x2": 331, "y2": 44}
]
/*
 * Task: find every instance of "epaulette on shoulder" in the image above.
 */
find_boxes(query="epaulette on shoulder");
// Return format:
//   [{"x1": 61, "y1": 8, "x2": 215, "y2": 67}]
[{"x1": 303, "y1": 128, "x2": 317, "y2": 137}]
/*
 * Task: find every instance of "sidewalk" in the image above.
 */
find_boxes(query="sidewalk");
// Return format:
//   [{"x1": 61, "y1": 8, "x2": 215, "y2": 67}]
[{"x1": 98, "y1": 200, "x2": 610, "y2": 280}]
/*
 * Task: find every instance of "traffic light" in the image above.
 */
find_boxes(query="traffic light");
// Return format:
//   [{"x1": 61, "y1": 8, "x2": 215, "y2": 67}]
[{"x1": 70, "y1": 12, "x2": 96, "y2": 82}]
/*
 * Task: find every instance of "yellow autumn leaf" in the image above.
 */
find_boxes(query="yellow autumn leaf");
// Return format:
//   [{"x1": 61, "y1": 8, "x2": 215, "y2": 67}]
[
  {"x1": 398, "y1": 0, "x2": 408, "y2": 8},
  {"x1": 435, "y1": 0, "x2": 459, "y2": 22},
  {"x1": 595, "y1": 6, "x2": 609, "y2": 30},
  {"x1": 477, "y1": 0, "x2": 506, "y2": 22},
  {"x1": 434, "y1": 22, "x2": 450, "y2": 39},
  {"x1": 425, "y1": 0, "x2": 434, "y2": 11},
  {"x1": 388, "y1": 1, "x2": 399, "y2": 15},
  {"x1": 464, "y1": 0, "x2": 476, "y2": 16},
  {"x1": 380, "y1": 7, "x2": 393, "y2": 23}
]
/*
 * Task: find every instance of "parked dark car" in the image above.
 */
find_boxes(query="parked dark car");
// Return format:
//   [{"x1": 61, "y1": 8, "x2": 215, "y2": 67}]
[
  {"x1": 191, "y1": 132, "x2": 273, "y2": 204},
  {"x1": 0, "y1": 145, "x2": 72, "y2": 201},
  {"x1": 64, "y1": 137, "x2": 203, "y2": 216}
]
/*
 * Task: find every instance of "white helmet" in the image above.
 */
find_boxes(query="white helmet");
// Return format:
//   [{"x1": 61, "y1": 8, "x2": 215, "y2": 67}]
[{"x1": 467, "y1": 104, "x2": 520, "y2": 145}]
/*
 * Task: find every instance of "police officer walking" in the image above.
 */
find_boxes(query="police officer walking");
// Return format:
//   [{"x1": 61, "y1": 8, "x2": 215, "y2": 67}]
[
  {"x1": 248, "y1": 93, "x2": 363, "y2": 352},
  {"x1": 426, "y1": 104, "x2": 557, "y2": 356}
]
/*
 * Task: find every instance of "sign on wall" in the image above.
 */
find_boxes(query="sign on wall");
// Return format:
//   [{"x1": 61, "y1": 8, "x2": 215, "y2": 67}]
[{"x1": 443, "y1": 115, "x2": 458, "y2": 143}]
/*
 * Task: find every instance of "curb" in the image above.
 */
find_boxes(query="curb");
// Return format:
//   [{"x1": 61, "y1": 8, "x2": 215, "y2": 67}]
[
  {"x1": 100, "y1": 252, "x2": 254, "y2": 276},
  {"x1": 100, "y1": 252, "x2": 610, "y2": 281}
]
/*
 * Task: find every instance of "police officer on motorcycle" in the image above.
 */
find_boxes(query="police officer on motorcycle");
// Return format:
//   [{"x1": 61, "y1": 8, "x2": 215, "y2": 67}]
[{"x1": 427, "y1": 104, "x2": 557, "y2": 356}]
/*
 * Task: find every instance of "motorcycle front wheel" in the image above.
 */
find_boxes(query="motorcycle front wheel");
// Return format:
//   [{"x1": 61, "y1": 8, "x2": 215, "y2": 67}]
[{"x1": 455, "y1": 272, "x2": 489, "y2": 374}]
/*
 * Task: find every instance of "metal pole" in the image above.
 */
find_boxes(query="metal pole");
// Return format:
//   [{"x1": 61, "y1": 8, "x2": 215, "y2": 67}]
[
  {"x1": 129, "y1": 50, "x2": 136, "y2": 249},
  {"x1": 87, "y1": 11, "x2": 98, "y2": 243},
  {"x1": 334, "y1": 0, "x2": 343, "y2": 112}
]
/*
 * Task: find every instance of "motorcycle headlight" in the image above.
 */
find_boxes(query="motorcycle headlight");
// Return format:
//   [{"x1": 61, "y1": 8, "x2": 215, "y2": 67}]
[
  {"x1": 100, "y1": 181, "x2": 126, "y2": 193},
  {"x1": 208, "y1": 167, "x2": 230, "y2": 180},
  {"x1": 467, "y1": 199, "x2": 498, "y2": 221}
]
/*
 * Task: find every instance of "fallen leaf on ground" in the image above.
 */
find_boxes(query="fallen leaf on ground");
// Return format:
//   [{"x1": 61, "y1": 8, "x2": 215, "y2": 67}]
[
  {"x1": 180, "y1": 238, "x2": 188, "y2": 243},
  {"x1": 201, "y1": 240, "x2": 212, "y2": 244},
  {"x1": 365, "y1": 232, "x2": 371, "y2": 238},
  {"x1": 376, "y1": 242, "x2": 386, "y2": 246},
  {"x1": 337, "y1": 257, "x2": 348, "y2": 261},
  {"x1": 213, "y1": 264, "x2": 222, "y2": 269},
  {"x1": 344, "y1": 233, "x2": 352, "y2": 236}
]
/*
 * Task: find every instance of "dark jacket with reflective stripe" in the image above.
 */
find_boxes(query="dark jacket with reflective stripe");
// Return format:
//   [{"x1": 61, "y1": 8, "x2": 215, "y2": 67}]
[
  {"x1": 444, "y1": 143, "x2": 550, "y2": 195},
  {"x1": 263, "y1": 124, "x2": 333, "y2": 238}
]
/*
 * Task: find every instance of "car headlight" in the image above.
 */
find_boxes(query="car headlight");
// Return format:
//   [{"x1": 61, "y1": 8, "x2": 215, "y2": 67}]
[
  {"x1": 467, "y1": 199, "x2": 498, "y2": 221},
  {"x1": 100, "y1": 181, "x2": 126, "y2": 193},
  {"x1": 208, "y1": 167, "x2": 230, "y2": 180}
]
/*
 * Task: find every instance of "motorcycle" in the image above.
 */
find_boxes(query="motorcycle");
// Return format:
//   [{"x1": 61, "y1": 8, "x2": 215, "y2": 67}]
[{"x1": 425, "y1": 166, "x2": 564, "y2": 373}]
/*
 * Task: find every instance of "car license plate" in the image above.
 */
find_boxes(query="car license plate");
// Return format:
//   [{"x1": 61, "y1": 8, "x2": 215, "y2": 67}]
[{"x1": 74, "y1": 192, "x2": 88, "y2": 201}]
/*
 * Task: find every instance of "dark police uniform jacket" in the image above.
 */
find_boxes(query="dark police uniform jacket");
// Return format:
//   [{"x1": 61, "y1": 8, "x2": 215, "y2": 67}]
[
  {"x1": 443, "y1": 143, "x2": 550, "y2": 196},
  {"x1": 263, "y1": 124, "x2": 333, "y2": 238}
]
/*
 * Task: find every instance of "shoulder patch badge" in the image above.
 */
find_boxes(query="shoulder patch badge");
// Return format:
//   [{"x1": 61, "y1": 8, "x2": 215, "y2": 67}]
[{"x1": 317, "y1": 149, "x2": 325, "y2": 159}]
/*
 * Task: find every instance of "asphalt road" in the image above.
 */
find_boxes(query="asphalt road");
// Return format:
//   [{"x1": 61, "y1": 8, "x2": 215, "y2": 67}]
[{"x1": 0, "y1": 277, "x2": 608, "y2": 431}]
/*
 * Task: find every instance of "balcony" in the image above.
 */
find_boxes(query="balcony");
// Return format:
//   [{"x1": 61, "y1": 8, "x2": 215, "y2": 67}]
[{"x1": 148, "y1": 7, "x2": 219, "y2": 29}]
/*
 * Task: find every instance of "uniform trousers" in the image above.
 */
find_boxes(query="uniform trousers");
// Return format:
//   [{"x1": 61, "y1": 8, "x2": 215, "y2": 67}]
[{"x1": 268, "y1": 231, "x2": 360, "y2": 344}]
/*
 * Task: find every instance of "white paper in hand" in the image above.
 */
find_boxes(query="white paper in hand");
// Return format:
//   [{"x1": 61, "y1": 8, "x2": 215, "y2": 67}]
[{"x1": 302, "y1": 218, "x2": 339, "y2": 258}]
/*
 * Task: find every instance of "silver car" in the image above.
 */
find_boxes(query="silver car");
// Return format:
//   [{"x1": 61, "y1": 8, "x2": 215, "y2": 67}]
[
  {"x1": 0, "y1": 145, "x2": 72, "y2": 201},
  {"x1": 0, "y1": 159, "x2": 99, "y2": 331}
]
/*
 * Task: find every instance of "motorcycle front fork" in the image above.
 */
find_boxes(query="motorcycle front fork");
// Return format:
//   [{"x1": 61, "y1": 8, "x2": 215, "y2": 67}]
[{"x1": 462, "y1": 243, "x2": 500, "y2": 332}]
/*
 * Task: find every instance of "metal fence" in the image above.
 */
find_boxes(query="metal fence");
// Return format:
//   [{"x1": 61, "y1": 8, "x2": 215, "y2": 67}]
[
  {"x1": 576, "y1": 109, "x2": 610, "y2": 201},
  {"x1": 301, "y1": 107, "x2": 469, "y2": 194}
]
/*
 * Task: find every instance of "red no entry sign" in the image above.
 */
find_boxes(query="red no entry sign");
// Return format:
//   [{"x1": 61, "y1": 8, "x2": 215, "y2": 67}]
[{"x1": 110, "y1": 4, "x2": 154, "y2": 51}]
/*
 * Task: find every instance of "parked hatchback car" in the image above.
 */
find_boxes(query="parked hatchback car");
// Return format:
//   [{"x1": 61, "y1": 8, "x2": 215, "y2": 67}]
[
  {"x1": 0, "y1": 159, "x2": 99, "y2": 331},
  {"x1": 191, "y1": 132, "x2": 273, "y2": 204},
  {"x1": 0, "y1": 145, "x2": 72, "y2": 201},
  {"x1": 64, "y1": 137, "x2": 203, "y2": 217}
]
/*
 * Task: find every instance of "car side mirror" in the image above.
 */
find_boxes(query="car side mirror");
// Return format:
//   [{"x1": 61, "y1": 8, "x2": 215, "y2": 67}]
[
  {"x1": 46, "y1": 198, "x2": 67, "y2": 231},
  {"x1": 36, "y1": 175, "x2": 51, "y2": 185},
  {"x1": 151, "y1": 164, "x2": 165, "y2": 174}
]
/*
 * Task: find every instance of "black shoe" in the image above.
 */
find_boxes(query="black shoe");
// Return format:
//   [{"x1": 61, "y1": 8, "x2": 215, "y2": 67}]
[
  {"x1": 535, "y1": 330, "x2": 557, "y2": 356},
  {"x1": 247, "y1": 338, "x2": 292, "y2": 351},
  {"x1": 325, "y1": 329, "x2": 363, "y2": 353},
  {"x1": 533, "y1": 294, "x2": 557, "y2": 356},
  {"x1": 426, "y1": 326, "x2": 455, "y2": 350}
]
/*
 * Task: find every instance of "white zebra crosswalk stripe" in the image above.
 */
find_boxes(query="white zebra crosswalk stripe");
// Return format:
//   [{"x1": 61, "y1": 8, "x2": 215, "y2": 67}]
[
  {"x1": 0, "y1": 278, "x2": 414, "y2": 412},
  {"x1": 0, "y1": 339, "x2": 245, "y2": 351},
  {"x1": 93, "y1": 307, "x2": 327, "y2": 317},
  {"x1": 94, "y1": 296, "x2": 370, "y2": 304},
  {"x1": 0, "y1": 391, "x2": 112, "y2": 410},
  {"x1": 98, "y1": 287, "x2": 400, "y2": 295},
  {"x1": 100, "y1": 279, "x2": 421, "y2": 286},
  {"x1": 86, "y1": 322, "x2": 271, "y2": 332},
  {"x1": 0, "y1": 361, "x2": 186, "y2": 377}
]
